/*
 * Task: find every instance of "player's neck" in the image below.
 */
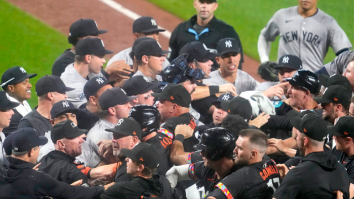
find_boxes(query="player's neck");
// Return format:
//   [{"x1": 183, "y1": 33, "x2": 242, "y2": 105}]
[
  {"x1": 214, "y1": 158, "x2": 234, "y2": 179},
  {"x1": 73, "y1": 62, "x2": 90, "y2": 79},
  {"x1": 298, "y1": 6, "x2": 318, "y2": 18},
  {"x1": 70, "y1": 46, "x2": 76, "y2": 54},
  {"x1": 304, "y1": 146, "x2": 323, "y2": 156},
  {"x1": 138, "y1": 65, "x2": 157, "y2": 80},
  {"x1": 344, "y1": 145, "x2": 354, "y2": 157},
  {"x1": 197, "y1": 15, "x2": 213, "y2": 27},
  {"x1": 36, "y1": 100, "x2": 52, "y2": 119},
  {"x1": 220, "y1": 69, "x2": 237, "y2": 84},
  {"x1": 104, "y1": 115, "x2": 120, "y2": 125}
]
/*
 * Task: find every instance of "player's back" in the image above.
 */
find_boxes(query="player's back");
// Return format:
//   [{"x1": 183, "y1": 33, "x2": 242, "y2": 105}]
[{"x1": 213, "y1": 159, "x2": 280, "y2": 199}]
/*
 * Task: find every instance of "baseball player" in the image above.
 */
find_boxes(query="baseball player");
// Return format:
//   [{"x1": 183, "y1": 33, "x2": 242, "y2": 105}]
[
  {"x1": 258, "y1": 0, "x2": 352, "y2": 72},
  {"x1": 107, "y1": 16, "x2": 170, "y2": 69}
]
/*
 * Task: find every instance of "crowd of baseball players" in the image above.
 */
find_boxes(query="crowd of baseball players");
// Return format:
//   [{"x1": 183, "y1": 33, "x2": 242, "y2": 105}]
[{"x1": 1, "y1": 0, "x2": 354, "y2": 198}]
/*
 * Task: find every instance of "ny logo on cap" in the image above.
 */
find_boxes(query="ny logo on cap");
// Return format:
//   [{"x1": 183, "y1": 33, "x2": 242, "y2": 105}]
[
  {"x1": 71, "y1": 122, "x2": 77, "y2": 128},
  {"x1": 19, "y1": 67, "x2": 26, "y2": 73},
  {"x1": 151, "y1": 19, "x2": 157, "y2": 26},
  {"x1": 225, "y1": 40, "x2": 232, "y2": 48},
  {"x1": 203, "y1": 43, "x2": 208, "y2": 50},
  {"x1": 282, "y1": 56, "x2": 289, "y2": 63},
  {"x1": 101, "y1": 39, "x2": 105, "y2": 47},
  {"x1": 222, "y1": 94, "x2": 230, "y2": 101},
  {"x1": 117, "y1": 119, "x2": 124, "y2": 126},
  {"x1": 96, "y1": 78, "x2": 104, "y2": 84},
  {"x1": 62, "y1": 101, "x2": 70, "y2": 108}
]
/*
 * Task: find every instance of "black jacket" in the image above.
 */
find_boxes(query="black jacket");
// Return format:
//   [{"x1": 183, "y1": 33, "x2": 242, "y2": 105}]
[
  {"x1": 100, "y1": 175, "x2": 173, "y2": 199},
  {"x1": 274, "y1": 151, "x2": 350, "y2": 199},
  {"x1": 39, "y1": 150, "x2": 89, "y2": 185},
  {"x1": 0, "y1": 157, "x2": 104, "y2": 199},
  {"x1": 169, "y1": 15, "x2": 243, "y2": 65}
]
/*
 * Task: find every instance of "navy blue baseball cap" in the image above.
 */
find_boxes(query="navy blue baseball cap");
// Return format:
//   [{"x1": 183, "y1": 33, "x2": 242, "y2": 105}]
[
  {"x1": 217, "y1": 38, "x2": 241, "y2": 56},
  {"x1": 212, "y1": 92, "x2": 235, "y2": 111},
  {"x1": 12, "y1": 128, "x2": 48, "y2": 152},
  {"x1": 0, "y1": 90, "x2": 19, "y2": 110},
  {"x1": 76, "y1": 37, "x2": 113, "y2": 56},
  {"x1": 35, "y1": 75, "x2": 74, "y2": 96},
  {"x1": 99, "y1": 87, "x2": 137, "y2": 110},
  {"x1": 83, "y1": 77, "x2": 111, "y2": 100},
  {"x1": 50, "y1": 100, "x2": 80, "y2": 119},
  {"x1": 275, "y1": 55, "x2": 302, "y2": 70},
  {"x1": 1, "y1": 66, "x2": 37, "y2": 89},
  {"x1": 133, "y1": 16, "x2": 165, "y2": 34},
  {"x1": 122, "y1": 76, "x2": 160, "y2": 96},
  {"x1": 68, "y1": 19, "x2": 107, "y2": 42},
  {"x1": 179, "y1": 42, "x2": 217, "y2": 63}
]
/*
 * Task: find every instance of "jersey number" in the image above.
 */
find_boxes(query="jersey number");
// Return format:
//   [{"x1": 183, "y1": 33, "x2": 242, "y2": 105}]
[{"x1": 267, "y1": 177, "x2": 280, "y2": 192}]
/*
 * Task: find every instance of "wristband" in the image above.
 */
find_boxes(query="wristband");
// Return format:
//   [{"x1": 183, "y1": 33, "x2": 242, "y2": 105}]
[
  {"x1": 175, "y1": 134, "x2": 185, "y2": 143},
  {"x1": 209, "y1": 86, "x2": 219, "y2": 96}
]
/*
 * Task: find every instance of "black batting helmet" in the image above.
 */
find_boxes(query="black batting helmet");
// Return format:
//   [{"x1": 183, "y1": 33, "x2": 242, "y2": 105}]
[
  {"x1": 194, "y1": 127, "x2": 235, "y2": 161},
  {"x1": 285, "y1": 69, "x2": 321, "y2": 95},
  {"x1": 129, "y1": 105, "x2": 161, "y2": 138}
]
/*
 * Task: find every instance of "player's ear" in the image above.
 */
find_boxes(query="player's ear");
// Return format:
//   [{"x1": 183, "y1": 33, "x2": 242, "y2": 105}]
[
  {"x1": 215, "y1": 57, "x2": 221, "y2": 64},
  {"x1": 85, "y1": 55, "x2": 92, "y2": 63},
  {"x1": 251, "y1": 150, "x2": 257, "y2": 159},
  {"x1": 142, "y1": 55, "x2": 149, "y2": 64},
  {"x1": 88, "y1": 96, "x2": 97, "y2": 105},
  {"x1": 6, "y1": 85, "x2": 15, "y2": 93},
  {"x1": 193, "y1": 0, "x2": 198, "y2": 9},
  {"x1": 213, "y1": 2, "x2": 218, "y2": 11}
]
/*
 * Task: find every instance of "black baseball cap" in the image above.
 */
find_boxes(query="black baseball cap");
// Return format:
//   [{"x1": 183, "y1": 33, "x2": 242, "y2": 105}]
[
  {"x1": 84, "y1": 77, "x2": 111, "y2": 100},
  {"x1": 199, "y1": 0, "x2": 217, "y2": 3},
  {"x1": 319, "y1": 74, "x2": 352, "y2": 91},
  {"x1": 132, "y1": 16, "x2": 165, "y2": 34},
  {"x1": 285, "y1": 69, "x2": 321, "y2": 95},
  {"x1": 227, "y1": 96, "x2": 252, "y2": 122},
  {"x1": 212, "y1": 92, "x2": 235, "y2": 111},
  {"x1": 131, "y1": 37, "x2": 155, "y2": 59},
  {"x1": 151, "y1": 84, "x2": 191, "y2": 108},
  {"x1": 122, "y1": 76, "x2": 160, "y2": 96},
  {"x1": 50, "y1": 100, "x2": 80, "y2": 119},
  {"x1": 134, "y1": 39, "x2": 170, "y2": 60},
  {"x1": 121, "y1": 142, "x2": 160, "y2": 168},
  {"x1": 76, "y1": 37, "x2": 113, "y2": 56},
  {"x1": 179, "y1": 42, "x2": 217, "y2": 63},
  {"x1": 51, "y1": 120, "x2": 87, "y2": 143},
  {"x1": 0, "y1": 90, "x2": 19, "y2": 110},
  {"x1": 35, "y1": 75, "x2": 74, "y2": 96},
  {"x1": 68, "y1": 19, "x2": 107, "y2": 41},
  {"x1": 99, "y1": 87, "x2": 137, "y2": 110},
  {"x1": 275, "y1": 55, "x2": 302, "y2": 70},
  {"x1": 328, "y1": 116, "x2": 354, "y2": 138},
  {"x1": 289, "y1": 110, "x2": 327, "y2": 141},
  {"x1": 1, "y1": 66, "x2": 37, "y2": 89},
  {"x1": 314, "y1": 85, "x2": 352, "y2": 105},
  {"x1": 106, "y1": 118, "x2": 142, "y2": 140},
  {"x1": 217, "y1": 38, "x2": 241, "y2": 56},
  {"x1": 12, "y1": 128, "x2": 48, "y2": 152}
]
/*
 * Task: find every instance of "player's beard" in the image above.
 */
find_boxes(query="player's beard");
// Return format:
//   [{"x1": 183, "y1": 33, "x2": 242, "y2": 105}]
[{"x1": 234, "y1": 156, "x2": 250, "y2": 170}]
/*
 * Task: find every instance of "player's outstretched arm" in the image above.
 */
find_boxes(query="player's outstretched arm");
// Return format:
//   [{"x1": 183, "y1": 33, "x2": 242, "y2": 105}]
[
  {"x1": 165, "y1": 164, "x2": 191, "y2": 188},
  {"x1": 258, "y1": 34, "x2": 271, "y2": 63}
]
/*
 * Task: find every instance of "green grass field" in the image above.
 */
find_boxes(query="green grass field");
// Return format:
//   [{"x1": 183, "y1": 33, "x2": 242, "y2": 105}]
[
  {"x1": 0, "y1": 0, "x2": 70, "y2": 107},
  {"x1": 148, "y1": 0, "x2": 354, "y2": 63}
]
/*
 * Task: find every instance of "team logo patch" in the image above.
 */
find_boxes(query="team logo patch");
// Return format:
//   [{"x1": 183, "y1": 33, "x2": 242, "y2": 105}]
[
  {"x1": 96, "y1": 77, "x2": 104, "y2": 84},
  {"x1": 19, "y1": 67, "x2": 26, "y2": 73},
  {"x1": 282, "y1": 56, "x2": 289, "y2": 63},
  {"x1": 62, "y1": 101, "x2": 69, "y2": 108},
  {"x1": 71, "y1": 122, "x2": 77, "y2": 128},
  {"x1": 151, "y1": 19, "x2": 157, "y2": 26},
  {"x1": 344, "y1": 131, "x2": 349, "y2": 135},
  {"x1": 140, "y1": 157, "x2": 144, "y2": 161},
  {"x1": 222, "y1": 94, "x2": 230, "y2": 101},
  {"x1": 117, "y1": 119, "x2": 124, "y2": 126},
  {"x1": 170, "y1": 96, "x2": 174, "y2": 100},
  {"x1": 225, "y1": 40, "x2": 232, "y2": 48}
]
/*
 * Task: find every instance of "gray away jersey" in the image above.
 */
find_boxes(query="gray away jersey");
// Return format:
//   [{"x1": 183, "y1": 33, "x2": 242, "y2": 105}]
[
  {"x1": 324, "y1": 50, "x2": 354, "y2": 76},
  {"x1": 261, "y1": 6, "x2": 351, "y2": 72},
  {"x1": 203, "y1": 69, "x2": 258, "y2": 95}
]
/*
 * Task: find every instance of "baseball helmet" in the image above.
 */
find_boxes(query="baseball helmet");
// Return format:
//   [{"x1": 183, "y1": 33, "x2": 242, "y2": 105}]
[
  {"x1": 285, "y1": 69, "x2": 321, "y2": 95},
  {"x1": 129, "y1": 105, "x2": 161, "y2": 137},
  {"x1": 194, "y1": 127, "x2": 235, "y2": 161}
]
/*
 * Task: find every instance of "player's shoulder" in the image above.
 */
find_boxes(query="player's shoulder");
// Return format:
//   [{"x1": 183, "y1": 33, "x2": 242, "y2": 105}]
[{"x1": 273, "y1": 6, "x2": 298, "y2": 16}]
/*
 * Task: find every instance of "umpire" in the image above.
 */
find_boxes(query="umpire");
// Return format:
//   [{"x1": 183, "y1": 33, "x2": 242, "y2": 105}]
[{"x1": 273, "y1": 112, "x2": 349, "y2": 199}]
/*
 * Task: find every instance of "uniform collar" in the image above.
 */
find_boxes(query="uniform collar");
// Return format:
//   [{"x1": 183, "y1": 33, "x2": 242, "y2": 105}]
[{"x1": 185, "y1": 15, "x2": 218, "y2": 32}]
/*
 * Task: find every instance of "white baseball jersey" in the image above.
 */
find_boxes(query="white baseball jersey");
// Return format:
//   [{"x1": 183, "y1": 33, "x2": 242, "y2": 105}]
[
  {"x1": 60, "y1": 63, "x2": 104, "y2": 108},
  {"x1": 203, "y1": 70, "x2": 258, "y2": 95},
  {"x1": 107, "y1": 47, "x2": 171, "y2": 69},
  {"x1": 261, "y1": 6, "x2": 352, "y2": 72}
]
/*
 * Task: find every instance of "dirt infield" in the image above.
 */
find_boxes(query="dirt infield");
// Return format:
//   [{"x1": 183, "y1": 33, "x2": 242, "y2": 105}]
[{"x1": 7, "y1": 0, "x2": 262, "y2": 81}]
